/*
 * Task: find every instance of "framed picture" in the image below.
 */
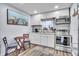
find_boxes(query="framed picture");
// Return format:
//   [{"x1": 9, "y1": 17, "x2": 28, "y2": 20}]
[{"x1": 7, "y1": 9, "x2": 28, "y2": 26}]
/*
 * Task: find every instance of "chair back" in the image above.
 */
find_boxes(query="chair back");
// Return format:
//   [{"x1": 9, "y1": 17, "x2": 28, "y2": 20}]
[
  {"x1": 3, "y1": 37, "x2": 8, "y2": 47},
  {"x1": 23, "y1": 34, "x2": 29, "y2": 38}
]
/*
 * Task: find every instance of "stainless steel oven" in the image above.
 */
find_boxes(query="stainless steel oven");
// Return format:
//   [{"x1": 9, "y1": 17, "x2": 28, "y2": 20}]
[{"x1": 56, "y1": 36, "x2": 71, "y2": 46}]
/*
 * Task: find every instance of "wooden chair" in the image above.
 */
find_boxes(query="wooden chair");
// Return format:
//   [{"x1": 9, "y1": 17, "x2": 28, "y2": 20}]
[
  {"x1": 23, "y1": 34, "x2": 31, "y2": 48},
  {"x1": 2, "y1": 37, "x2": 17, "y2": 56},
  {"x1": 15, "y1": 36, "x2": 26, "y2": 52}
]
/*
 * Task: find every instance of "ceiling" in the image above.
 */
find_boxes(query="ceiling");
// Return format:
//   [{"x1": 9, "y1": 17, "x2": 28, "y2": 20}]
[{"x1": 7, "y1": 3, "x2": 72, "y2": 15}]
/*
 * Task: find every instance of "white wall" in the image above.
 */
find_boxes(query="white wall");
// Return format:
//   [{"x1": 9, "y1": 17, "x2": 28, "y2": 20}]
[
  {"x1": 70, "y1": 3, "x2": 78, "y2": 56},
  {"x1": 0, "y1": 4, "x2": 31, "y2": 55},
  {"x1": 30, "y1": 9, "x2": 69, "y2": 25}
]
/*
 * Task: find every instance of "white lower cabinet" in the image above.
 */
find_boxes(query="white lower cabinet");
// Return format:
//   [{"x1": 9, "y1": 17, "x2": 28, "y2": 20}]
[
  {"x1": 55, "y1": 45, "x2": 71, "y2": 52},
  {"x1": 30, "y1": 33, "x2": 55, "y2": 48},
  {"x1": 55, "y1": 45, "x2": 60, "y2": 50},
  {"x1": 35, "y1": 35, "x2": 40, "y2": 44},
  {"x1": 48, "y1": 35, "x2": 55, "y2": 48},
  {"x1": 30, "y1": 33, "x2": 71, "y2": 52},
  {"x1": 40, "y1": 35, "x2": 48, "y2": 46},
  {"x1": 30, "y1": 34, "x2": 40, "y2": 44},
  {"x1": 29, "y1": 34, "x2": 35, "y2": 43}
]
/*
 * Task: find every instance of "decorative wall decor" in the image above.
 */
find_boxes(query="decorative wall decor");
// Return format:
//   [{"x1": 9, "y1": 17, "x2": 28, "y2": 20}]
[{"x1": 7, "y1": 9, "x2": 28, "y2": 26}]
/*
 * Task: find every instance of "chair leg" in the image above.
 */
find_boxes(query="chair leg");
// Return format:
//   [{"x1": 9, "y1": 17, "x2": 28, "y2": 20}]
[
  {"x1": 5, "y1": 53, "x2": 8, "y2": 56},
  {"x1": 5, "y1": 48, "x2": 8, "y2": 56},
  {"x1": 29, "y1": 41, "x2": 31, "y2": 48},
  {"x1": 15, "y1": 48, "x2": 20, "y2": 55}
]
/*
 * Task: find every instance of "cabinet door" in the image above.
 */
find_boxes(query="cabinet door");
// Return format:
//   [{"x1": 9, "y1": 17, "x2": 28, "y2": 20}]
[
  {"x1": 34, "y1": 34, "x2": 40, "y2": 44},
  {"x1": 30, "y1": 34, "x2": 40, "y2": 44},
  {"x1": 40, "y1": 35, "x2": 48, "y2": 46},
  {"x1": 55, "y1": 45, "x2": 60, "y2": 50},
  {"x1": 29, "y1": 34, "x2": 36, "y2": 43},
  {"x1": 29, "y1": 35, "x2": 34, "y2": 43},
  {"x1": 48, "y1": 35, "x2": 55, "y2": 48}
]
